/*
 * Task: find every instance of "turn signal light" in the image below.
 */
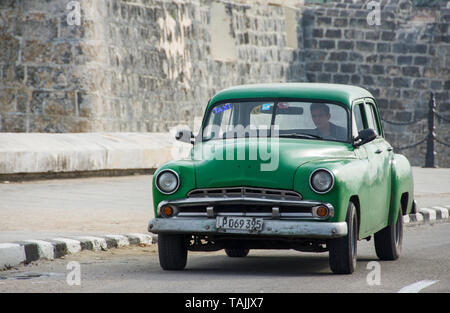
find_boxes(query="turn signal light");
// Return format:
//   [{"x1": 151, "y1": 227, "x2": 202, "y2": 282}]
[
  {"x1": 161, "y1": 205, "x2": 174, "y2": 217},
  {"x1": 316, "y1": 206, "x2": 329, "y2": 217}
]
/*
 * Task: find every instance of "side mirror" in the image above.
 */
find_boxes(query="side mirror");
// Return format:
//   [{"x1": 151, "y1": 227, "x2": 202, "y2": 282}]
[
  {"x1": 175, "y1": 130, "x2": 194, "y2": 144},
  {"x1": 353, "y1": 128, "x2": 377, "y2": 147}
]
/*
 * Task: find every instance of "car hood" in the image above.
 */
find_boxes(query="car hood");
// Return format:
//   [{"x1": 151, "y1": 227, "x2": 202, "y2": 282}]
[{"x1": 191, "y1": 138, "x2": 355, "y2": 190}]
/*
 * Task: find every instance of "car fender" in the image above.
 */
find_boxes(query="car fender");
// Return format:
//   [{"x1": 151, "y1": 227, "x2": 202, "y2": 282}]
[
  {"x1": 293, "y1": 158, "x2": 368, "y2": 224},
  {"x1": 388, "y1": 153, "x2": 414, "y2": 224},
  {"x1": 152, "y1": 160, "x2": 197, "y2": 217}
]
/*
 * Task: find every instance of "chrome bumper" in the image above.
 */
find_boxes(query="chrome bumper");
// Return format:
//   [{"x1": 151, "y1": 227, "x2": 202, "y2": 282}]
[{"x1": 148, "y1": 218, "x2": 347, "y2": 239}]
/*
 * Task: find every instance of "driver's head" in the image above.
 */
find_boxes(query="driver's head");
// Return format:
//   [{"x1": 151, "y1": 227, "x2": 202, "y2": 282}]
[{"x1": 311, "y1": 103, "x2": 331, "y2": 129}]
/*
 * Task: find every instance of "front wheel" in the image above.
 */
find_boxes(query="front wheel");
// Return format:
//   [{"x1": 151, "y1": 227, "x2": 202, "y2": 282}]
[
  {"x1": 374, "y1": 208, "x2": 403, "y2": 260},
  {"x1": 158, "y1": 234, "x2": 188, "y2": 270},
  {"x1": 328, "y1": 202, "x2": 358, "y2": 274}
]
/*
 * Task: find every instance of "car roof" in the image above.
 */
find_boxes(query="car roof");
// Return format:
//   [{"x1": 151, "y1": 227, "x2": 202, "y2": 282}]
[{"x1": 208, "y1": 83, "x2": 374, "y2": 109}]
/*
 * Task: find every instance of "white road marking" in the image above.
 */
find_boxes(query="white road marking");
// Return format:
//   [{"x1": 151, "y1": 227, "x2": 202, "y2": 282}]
[{"x1": 398, "y1": 280, "x2": 439, "y2": 293}]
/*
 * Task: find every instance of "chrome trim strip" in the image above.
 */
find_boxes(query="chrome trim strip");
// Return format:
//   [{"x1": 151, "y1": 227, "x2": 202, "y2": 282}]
[
  {"x1": 158, "y1": 197, "x2": 323, "y2": 209},
  {"x1": 178, "y1": 212, "x2": 208, "y2": 217},
  {"x1": 177, "y1": 212, "x2": 316, "y2": 219},
  {"x1": 158, "y1": 198, "x2": 335, "y2": 220},
  {"x1": 187, "y1": 186, "x2": 302, "y2": 200}
]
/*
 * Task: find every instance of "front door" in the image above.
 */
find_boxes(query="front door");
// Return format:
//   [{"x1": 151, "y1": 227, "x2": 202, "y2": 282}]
[{"x1": 363, "y1": 100, "x2": 391, "y2": 231}]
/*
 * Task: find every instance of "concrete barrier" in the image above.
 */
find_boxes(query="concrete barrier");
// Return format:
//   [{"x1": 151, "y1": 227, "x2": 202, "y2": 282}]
[
  {"x1": 0, "y1": 234, "x2": 155, "y2": 270},
  {"x1": 0, "y1": 133, "x2": 175, "y2": 177}
]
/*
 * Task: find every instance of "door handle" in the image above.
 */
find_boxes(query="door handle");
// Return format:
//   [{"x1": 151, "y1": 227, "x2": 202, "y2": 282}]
[
  {"x1": 375, "y1": 149, "x2": 383, "y2": 154},
  {"x1": 387, "y1": 147, "x2": 393, "y2": 152}
]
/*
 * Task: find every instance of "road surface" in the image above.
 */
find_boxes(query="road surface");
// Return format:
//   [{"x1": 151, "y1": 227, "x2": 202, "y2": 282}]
[{"x1": 0, "y1": 222, "x2": 448, "y2": 293}]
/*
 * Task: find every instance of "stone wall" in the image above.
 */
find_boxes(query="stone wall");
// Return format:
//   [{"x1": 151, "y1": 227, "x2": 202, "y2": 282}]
[
  {"x1": 0, "y1": 0, "x2": 449, "y2": 166},
  {"x1": 300, "y1": 0, "x2": 450, "y2": 167},
  {"x1": 0, "y1": 0, "x2": 302, "y2": 133}
]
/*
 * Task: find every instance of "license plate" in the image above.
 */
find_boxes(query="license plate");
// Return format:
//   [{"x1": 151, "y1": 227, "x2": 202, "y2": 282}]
[{"x1": 216, "y1": 216, "x2": 264, "y2": 232}]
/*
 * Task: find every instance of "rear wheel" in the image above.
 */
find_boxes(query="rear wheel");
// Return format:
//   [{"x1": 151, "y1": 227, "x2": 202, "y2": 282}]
[
  {"x1": 374, "y1": 208, "x2": 403, "y2": 260},
  {"x1": 158, "y1": 234, "x2": 188, "y2": 270},
  {"x1": 328, "y1": 202, "x2": 358, "y2": 274},
  {"x1": 225, "y1": 248, "x2": 249, "y2": 258}
]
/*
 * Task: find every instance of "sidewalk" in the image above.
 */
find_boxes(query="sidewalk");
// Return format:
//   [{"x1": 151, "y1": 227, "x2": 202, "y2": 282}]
[
  {"x1": 412, "y1": 167, "x2": 450, "y2": 209},
  {"x1": 0, "y1": 175, "x2": 155, "y2": 243}
]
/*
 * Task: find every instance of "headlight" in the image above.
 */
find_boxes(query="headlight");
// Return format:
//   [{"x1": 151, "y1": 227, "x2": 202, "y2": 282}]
[
  {"x1": 156, "y1": 170, "x2": 180, "y2": 194},
  {"x1": 310, "y1": 169, "x2": 334, "y2": 194}
]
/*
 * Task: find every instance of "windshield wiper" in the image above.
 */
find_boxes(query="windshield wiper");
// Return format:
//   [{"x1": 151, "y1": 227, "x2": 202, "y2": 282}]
[{"x1": 277, "y1": 133, "x2": 323, "y2": 139}]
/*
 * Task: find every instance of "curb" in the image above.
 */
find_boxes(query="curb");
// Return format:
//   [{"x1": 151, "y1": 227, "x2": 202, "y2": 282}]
[
  {"x1": 405, "y1": 205, "x2": 450, "y2": 227},
  {"x1": 0, "y1": 233, "x2": 157, "y2": 271},
  {"x1": 1, "y1": 205, "x2": 449, "y2": 271}
]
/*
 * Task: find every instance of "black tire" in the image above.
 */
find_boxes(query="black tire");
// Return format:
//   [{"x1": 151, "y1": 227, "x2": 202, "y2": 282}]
[
  {"x1": 374, "y1": 208, "x2": 403, "y2": 260},
  {"x1": 158, "y1": 234, "x2": 188, "y2": 270},
  {"x1": 328, "y1": 202, "x2": 358, "y2": 274},
  {"x1": 225, "y1": 248, "x2": 249, "y2": 258}
]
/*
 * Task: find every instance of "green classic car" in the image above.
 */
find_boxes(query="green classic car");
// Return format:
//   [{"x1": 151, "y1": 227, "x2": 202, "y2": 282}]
[{"x1": 148, "y1": 83, "x2": 414, "y2": 274}]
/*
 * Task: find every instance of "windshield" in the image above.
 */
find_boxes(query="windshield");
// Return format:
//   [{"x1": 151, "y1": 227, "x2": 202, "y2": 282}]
[{"x1": 201, "y1": 100, "x2": 349, "y2": 142}]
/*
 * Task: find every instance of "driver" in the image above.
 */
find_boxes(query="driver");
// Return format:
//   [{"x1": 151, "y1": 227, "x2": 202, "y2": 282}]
[{"x1": 310, "y1": 103, "x2": 347, "y2": 141}]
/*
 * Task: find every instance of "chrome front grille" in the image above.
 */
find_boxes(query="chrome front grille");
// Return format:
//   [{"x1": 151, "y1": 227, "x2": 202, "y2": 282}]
[
  {"x1": 176, "y1": 187, "x2": 316, "y2": 219},
  {"x1": 187, "y1": 187, "x2": 302, "y2": 201}
]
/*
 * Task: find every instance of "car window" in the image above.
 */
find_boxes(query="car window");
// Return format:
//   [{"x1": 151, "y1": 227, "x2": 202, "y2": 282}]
[
  {"x1": 202, "y1": 100, "x2": 349, "y2": 142},
  {"x1": 274, "y1": 102, "x2": 348, "y2": 141},
  {"x1": 203, "y1": 102, "x2": 235, "y2": 139},
  {"x1": 353, "y1": 103, "x2": 365, "y2": 135},
  {"x1": 250, "y1": 103, "x2": 274, "y2": 127},
  {"x1": 364, "y1": 102, "x2": 380, "y2": 136}
]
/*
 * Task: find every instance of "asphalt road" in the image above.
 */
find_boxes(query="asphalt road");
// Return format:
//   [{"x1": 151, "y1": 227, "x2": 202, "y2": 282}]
[{"x1": 0, "y1": 222, "x2": 448, "y2": 293}]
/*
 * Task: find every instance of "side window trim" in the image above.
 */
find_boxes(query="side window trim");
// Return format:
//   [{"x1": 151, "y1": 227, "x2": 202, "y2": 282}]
[
  {"x1": 364, "y1": 98, "x2": 384, "y2": 138},
  {"x1": 352, "y1": 100, "x2": 366, "y2": 138}
]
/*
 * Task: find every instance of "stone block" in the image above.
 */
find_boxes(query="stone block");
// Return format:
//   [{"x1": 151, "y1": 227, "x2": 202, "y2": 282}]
[
  {"x1": 372, "y1": 65, "x2": 385, "y2": 75},
  {"x1": 325, "y1": 29, "x2": 342, "y2": 39},
  {"x1": 16, "y1": 13, "x2": 58, "y2": 40},
  {"x1": 319, "y1": 40, "x2": 335, "y2": 49},
  {"x1": 393, "y1": 77, "x2": 411, "y2": 88},
  {"x1": 43, "y1": 91, "x2": 76, "y2": 116},
  {"x1": 329, "y1": 51, "x2": 348, "y2": 61},
  {"x1": 0, "y1": 33, "x2": 20, "y2": 63},
  {"x1": 381, "y1": 31, "x2": 396, "y2": 41},
  {"x1": 402, "y1": 66, "x2": 421, "y2": 77},
  {"x1": 397, "y1": 55, "x2": 413, "y2": 65},
  {"x1": 333, "y1": 74, "x2": 349, "y2": 84},
  {"x1": 340, "y1": 63, "x2": 356, "y2": 73},
  {"x1": 414, "y1": 56, "x2": 429, "y2": 66},
  {"x1": 324, "y1": 63, "x2": 338, "y2": 72},
  {"x1": 377, "y1": 76, "x2": 392, "y2": 87},
  {"x1": 356, "y1": 41, "x2": 375, "y2": 52},
  {"x1": 337, "y1": 40, "x2": 354, "y2": 50},
  {"x1": 0, "y1": 88, "x2": 16, "y2": 113},
  {"x1": 377, "y1": 42, "x2": 391, "y2": 53},
  {"x1": 413, "y1": 79, "x2": 429, "y2": 89},
  {"x1": 333, "y1": 18, "x2": 348, "y2": 28}
]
